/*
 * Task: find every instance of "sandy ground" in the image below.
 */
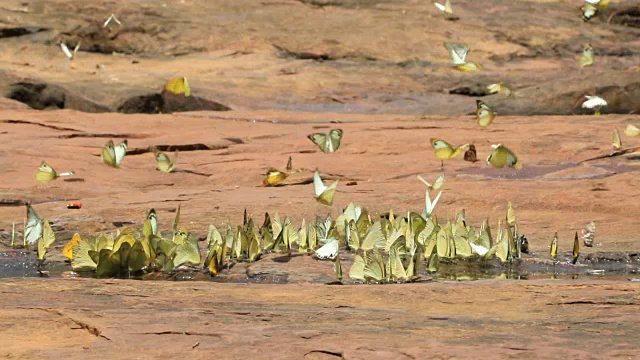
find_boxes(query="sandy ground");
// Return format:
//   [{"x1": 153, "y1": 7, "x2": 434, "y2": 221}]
[{"x1": 0, "y1": 0, "x2": 639, "y2": 357}]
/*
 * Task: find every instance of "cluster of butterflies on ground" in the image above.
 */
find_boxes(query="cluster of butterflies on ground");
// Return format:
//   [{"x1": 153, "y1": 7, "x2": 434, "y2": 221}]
[{"x1": 19, "y1": 171, "x2": 599, "y2": 281}]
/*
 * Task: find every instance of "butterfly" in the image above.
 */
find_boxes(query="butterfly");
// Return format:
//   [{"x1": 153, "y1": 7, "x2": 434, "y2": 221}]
[
  {"x1": 486, "y1": 144, "x2": 522, "y2": 169},
  {"x1": 102, "y1": 139, "x2": 128, "y2": 168},
  {"x1": 314, "y1": 238, "x2": 338, "y2": 260},
  {"x1": 486, "y1": 83, "x2": 512, "y2": 97},
  {"x1": 313, "y1": 170, "x2": 338, "y2": 206},
  {"x1": 164, "y1": 77, "x2": 191, "y2": 97},
  {"x1": 582, "y1": 221, "x2": 595, "y2": 247},
  {"x1": 61, "y1": 42, "x2": 80, "y2": 60},
  {"x1": 464, "y1": 144, "x2": 478, "y2": 163},
  {"x1": 417, "y1": 174, "x2": 444, "y2": 191},
  {"x1": 34, "y1": 161, "x2": 74, "y2": 182},
  {"x1": 263, "y1": 169, "x2": 288, "y2": 186},
  {"x1": 476, "y1": 100, "x2": 497, "y2": 128},
  {"x1": 581, "y1": 3, "x2": 597, "y2": 21},
  {"x1": 582, "y1": 95, "x2": 607, "y2": 115},
  {"x1": 624, "y1": 124, "x2": 640, "y2": 137},
  {"x1": 434, "y1": 0, "x2": 453, "y2": 15},
  {"x1": 550, "y1": 232, "x2": 558, "y2": 260},
  {"x1": 103, "y1": 13, "x2": 122, "y2": 28},
  {"x1": 612, "y1": 128, "x2": 622, "y2": 150},
  {"x1": 334, "y1": 254, "x2": 343, "y2": 282},
  {"x1": 430, "y1": 138, "x2": 469, "y2": 168},
  {"x1": 147, "y1": 208, "x2": 158, "y2": 236},
  {"x1": 444, "y1": 43, "x2": 482, "y2": 72},
  {"x1": 63, "y1": 233, "x2": 82, "y2": 261},
  {"x1": 580, "y1": 43, "x2": 594, "y2": 67},
  {"x1": 572, "y1": 232, "x2": 580, "y2": 264},
  {"x1": 37, "y1": 219, "x2": 55, "y2": 262},
  {"x1": 155, "y1": 150, "x2": 177, "y2": 173},
  {"x1": 307, "y1": 129, "x2": 343, "y2": 153},
  {"x1": 24, "y1": 204, "x2": 43, "y2": 245}
]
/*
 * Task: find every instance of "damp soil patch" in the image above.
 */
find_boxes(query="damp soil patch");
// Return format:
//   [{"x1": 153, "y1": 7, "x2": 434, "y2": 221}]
[
  {"x1": 117, "y1": 92, "x2": 231, "y2": 114},
  {"x1": 4, "y1": 81, "x2": 109, "y2": 112}
]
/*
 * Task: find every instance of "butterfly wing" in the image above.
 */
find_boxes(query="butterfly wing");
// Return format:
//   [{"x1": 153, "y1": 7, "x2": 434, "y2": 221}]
[
  {"x1": 60, "y1": 43, "x2": 73, "y2": 59},
  {"x1": 114, "y1": 140, "x2": 128, "y2": 167},
  {"x1": 314, "y1": 239, "x2": 338, "y2": 260},
  {"x1": 434, "y1": 2, "x2": 446, "y2": 12},
  {"x1": 102, "y1": 140, "x2": 117, "y2": 167},
  {"x1": 164, "y1": 77, "x2": 190, "y2": 96},
  {"x1": 37, "y1": 219, "x2": 55, "y2": 261},
  {"x1": 445, "y1": 43, "x2": 468, "y2": 65},
  {"x1": 612, "y1": 128, "x2": 622, "y2": 150},
  {"x1": 155, "y1": 151, "x2": 175, "y2": 172},
  {"x1": 317, "y1": 179, "x2": 338, "y2": 206},
  {"x1": 624, "y1": 124, "x2": 640, "y2": 137},
  {"x1": 308, "y1": 133, "x2": 329, "y2": 152},
  {"x1": 63, "y1": 233, "x2": 82, "y2": 261},
  {"x1": 25, "y1": 204, "x2": 43, "y2": 245},
  {"x1": 35, "y1": 161, "x2": 57, "y2": 182},
  {"x1": 328, "y1": 129, "x2": 343, "y2": 152},
  {"x1": 464, "y1": 145, "x2": 478, "y2": 162}
]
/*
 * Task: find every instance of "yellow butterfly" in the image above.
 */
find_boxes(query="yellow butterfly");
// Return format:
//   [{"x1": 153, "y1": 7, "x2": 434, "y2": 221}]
[
  {"x1": 444, "y1": 43, "x2": 482, "y2": 72},
  {"x1": 486, "y1": 144, "x2": 522, "y2": 169},
  {"x1": 475, "y1": 100, "x2": 497, "y2": 128},
  {"x1": 550, "y1": 232, "x2": 558, "y2": 259},
  {"x1": 612, "y1": 128, "x2": 622, "y2": 150},
  {"x1": 37, "y1": 219, "x2": 55, "y2": 262},
  {"x1": 334, "y1": 254, "x2": 343, "y2": 282},
  {"x1": 308, "y1": 129, "x2": 343, "y2": 153},
  {"x1": 486, "y1": 83, "x2": 512, "y2": 97},
  {"x1": 155, "y1": 150, "x2": 177, "y2": 173},
  {"x1": 34, "y1": 161, "x2": 74, "y2": 182},
  {"x1": 63, "y1": 233, "x2": 82, "y2": 261},
  {"x1": 102, "y1": 139, "x2": 128, "y2": 168},
  {"x1": 580, "y1": 43, "x2": 594, "y2": 67},
  {"x1": 572, "y1": 232, "x2": 580, "y2": 264},
  {"x1": 313, "y1": 170, "x2": 338, "y2": 206},
  {"x1": 164, "y1": 76, "x2": 191, "y2": 97},
  {"x1": 430, "y1": 138, "x2": 469, "y2": 168},
  {"x1": 624, "y1": 124, "x2": 640, "y2": 137},
  {"x1": 263, "y1": 169, "x2": 288, "y2": 186},
  {"x1": 146, "y1": 208, "x2": 158, "y2": 236}
]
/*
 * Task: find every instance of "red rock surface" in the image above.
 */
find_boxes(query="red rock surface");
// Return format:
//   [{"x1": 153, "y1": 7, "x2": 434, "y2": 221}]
[{"x1": 0, "y1": 0, "x2": 639, "y2": 357}]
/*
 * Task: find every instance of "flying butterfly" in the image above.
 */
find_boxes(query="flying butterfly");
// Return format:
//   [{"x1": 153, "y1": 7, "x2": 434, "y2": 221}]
[
  {"x1": 464, "y1": 144, "x2": 478, "y2": 163},
  {"x1": 102, "y1": 139, "x2": 128, "y2": 168},
  {"x1": 34, "y1": 161, "x2": 74, "y2": 182},
  {"x1": 487, "y1": 144, "x2": 522, "y2": 169},
  {"x1": 417, "y1": 174, "x2": 444, "y2": 191},
  {"x1": 60, "y1": 42, "x2": 80, "y2": 60},
  {"x1": 444, "y1": 43, "x2": 482, "y2": 72},
  {"x1": 475, "y1": 100, "x2": 497, "y2": 128},
  {"x1": 612, "y1": 128, "x2": 622, "y2": 150},
  {"x1": 308, "y1": 129, "x2": 343, "y2": 153},
  {"x1": 434, "y1": 0, "x2": 452, "y2": 15},
  {"x1": 155, "y1": 150, "x2": 177, "y2": 173},
  {"x1": 580, "y1": 43, "x2": 594, "y2": 67},
  {"x1": 313, "y1": 170, "x2": 338, "y2": 206},
  {"x1": 624, "y1": 124, "x2": 640, "y2": 137},
  {"x1": 103, "y1": 13, "x2": 122, "y2": 28},
  {"x1": 164, "y1": 76, "x2": 191, "y2": 97}
]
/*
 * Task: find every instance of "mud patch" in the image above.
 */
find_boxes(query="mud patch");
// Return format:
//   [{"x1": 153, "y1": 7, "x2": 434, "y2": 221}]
[
  {"x1": 117, "y1": 92, "x2": 231, "y2": 114},
  {"x1": 4, "y1": 82, "x2": 109, "y2": 112},
  {"x1": 0, "y1": 27, "x2": 49, "y2": 38},
  {"x1": 608, "y1": 7, "x2": 640, "y2": 29}
]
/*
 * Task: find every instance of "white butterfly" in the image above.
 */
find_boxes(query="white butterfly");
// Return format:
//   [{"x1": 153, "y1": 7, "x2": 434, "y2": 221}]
[
  {"x1": 60, "y1": 42, "x2": 80, "y2": 60},
  {"x1": 24, "y1": 204, "x2": 43, "y2": 245},
  {"x1": 315, "y1": 238, "x2": 339, "y2": 260},
  {"x1": 103, "y1": 13, "x2": 122, "y2": 28},
  {"x1": 434, "y1": 0, "x2": 452, "y2": 14},
  {"x1": 445, "y1": 43, "x2": 469, "y2": 65},
  {"x1": 469, "y1": 241, "x2": 489, "y2": 256},
  {"x1": 582, "y1": 95, "x2": 607, "y2": 109}
]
